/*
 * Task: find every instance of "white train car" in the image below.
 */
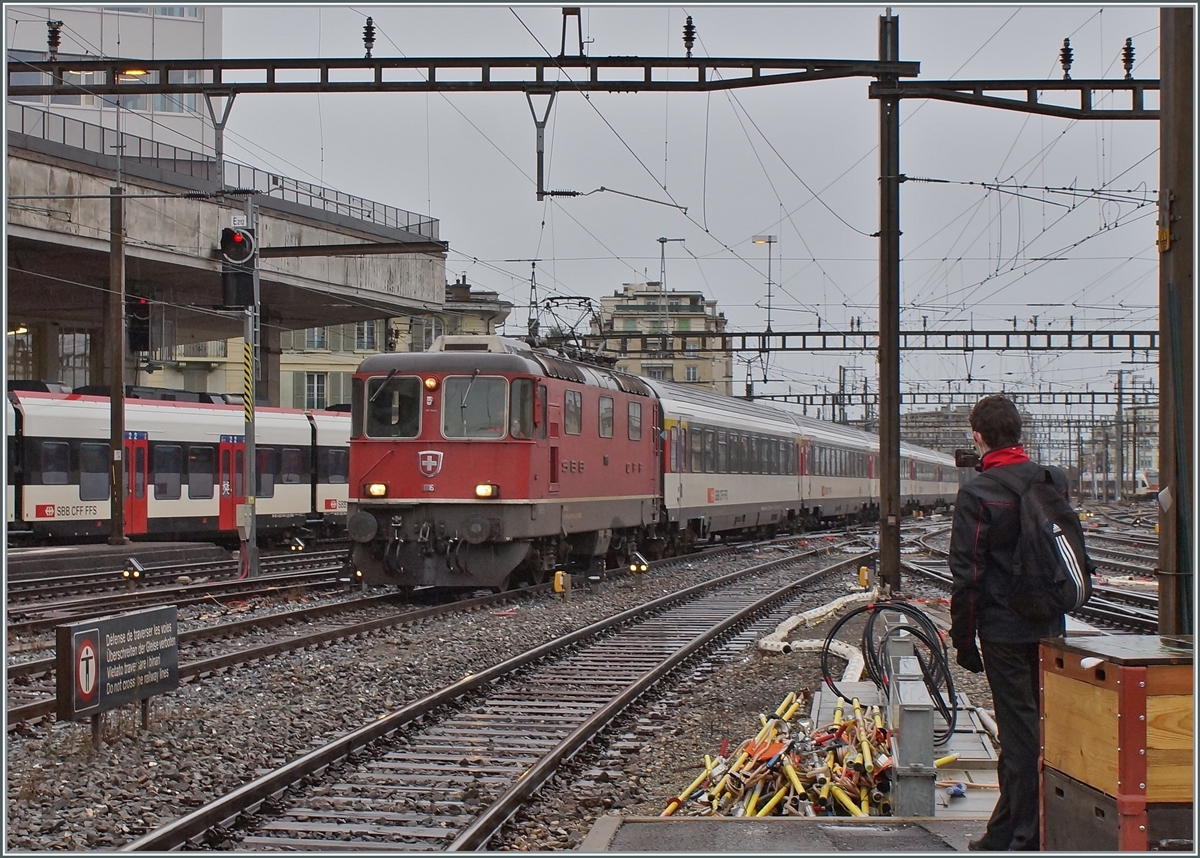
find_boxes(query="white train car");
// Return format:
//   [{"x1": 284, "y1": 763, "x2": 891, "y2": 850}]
[
  {"x1": 791, "y1": 415, "x2": 877, "y2": 525},
  {"x1": 7, "y1": 391, "x2": 349, "y2": 544},
  {"x1": 647, "y1": 379, "x2": 803, "y2": 546},
  {"x1": 901, "y1": 440, "x2": 956, "y2": 510}
]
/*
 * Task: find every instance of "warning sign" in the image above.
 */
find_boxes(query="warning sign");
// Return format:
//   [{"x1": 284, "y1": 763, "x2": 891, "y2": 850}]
[{"x1": 56, "y1": 606, "x2": 179, "y2": 721}]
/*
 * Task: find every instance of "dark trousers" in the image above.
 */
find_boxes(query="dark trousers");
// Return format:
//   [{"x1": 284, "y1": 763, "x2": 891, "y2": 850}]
[{"x1": 980, "y1": 639, "x2": 1042, "y2": 851}]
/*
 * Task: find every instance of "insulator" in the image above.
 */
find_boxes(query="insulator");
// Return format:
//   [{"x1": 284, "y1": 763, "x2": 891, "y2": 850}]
[
  {"x1": 1122, "y1": 37, "x2": 1135, "y2": 79},
  {"x1": 363, "y1": 16, "x2": 376, "y2": 60},
  {"x1": 46, "y1": 20, "x2": 63, "y2": 58},
  {"x1": 1059, "y1": 37, "x2": 1074, "y2": 80},
  {"x1": 682, "y1": 15, "x2": 697, "y2": 58}
]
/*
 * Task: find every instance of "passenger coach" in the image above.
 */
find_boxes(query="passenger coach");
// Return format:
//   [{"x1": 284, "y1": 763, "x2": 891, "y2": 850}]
[{"x1": 7, "y1": 391, "x2": 349, "y2": 543}]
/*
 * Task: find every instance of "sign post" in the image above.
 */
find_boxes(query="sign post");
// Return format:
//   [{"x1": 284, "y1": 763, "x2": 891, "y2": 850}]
[{"x1": 56, "y1": 606, "x2": 179, "y2": 748}]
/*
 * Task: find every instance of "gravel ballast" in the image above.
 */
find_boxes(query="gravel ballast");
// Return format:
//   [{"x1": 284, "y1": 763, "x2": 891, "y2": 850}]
[{"x1": 6, "y1": 553, "x2": 988, "y2": 851}]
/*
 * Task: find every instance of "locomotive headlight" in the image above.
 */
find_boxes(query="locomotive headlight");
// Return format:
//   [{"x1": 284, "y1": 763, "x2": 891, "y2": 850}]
[
  {"x1": 423, "y1": 376, "x2": 438, "y2": 390},
  {"x1": 474, "y1": 483, "x2": 500, "y2": 499},
  {"x1": 367, "y1": 483, "x2": 388, "y2": 497}
]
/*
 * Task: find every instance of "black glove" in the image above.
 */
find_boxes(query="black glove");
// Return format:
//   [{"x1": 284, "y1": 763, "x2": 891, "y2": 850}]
[{"x1": 955, "y1": 642, "x2": 984, "y2": 674}]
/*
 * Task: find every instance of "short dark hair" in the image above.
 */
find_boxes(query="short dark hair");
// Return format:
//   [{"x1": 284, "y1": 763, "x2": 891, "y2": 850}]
[{"x1": 970, "y1": 395, "x2": 1022, "y2": 449}]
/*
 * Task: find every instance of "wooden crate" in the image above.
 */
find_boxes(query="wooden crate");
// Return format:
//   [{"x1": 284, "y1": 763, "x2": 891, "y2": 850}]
[{"x1": 1041, "y1": 635, "x2": 1193, "y2": 850}]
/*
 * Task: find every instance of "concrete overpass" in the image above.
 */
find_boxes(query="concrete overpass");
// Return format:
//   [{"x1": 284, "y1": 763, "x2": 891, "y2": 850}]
[{"x1": 6, "y1": 103, "x2": 447, "y2": 404}]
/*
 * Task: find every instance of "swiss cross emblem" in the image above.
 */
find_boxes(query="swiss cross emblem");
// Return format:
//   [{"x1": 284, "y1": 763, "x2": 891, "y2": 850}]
[{"x1": 418, "y1": 450, "x2": 443, "y2": 478}]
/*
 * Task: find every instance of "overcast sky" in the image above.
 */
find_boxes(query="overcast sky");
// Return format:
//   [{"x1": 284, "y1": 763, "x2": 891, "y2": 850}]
[{"x1": 218, "y1": 4, "x2": 1162, "y2": 419}]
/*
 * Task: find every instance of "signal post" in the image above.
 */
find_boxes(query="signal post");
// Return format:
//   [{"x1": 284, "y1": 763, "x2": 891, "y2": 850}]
[{"x1": 221, "y1": 201, "x2": 260, "y2": 578}]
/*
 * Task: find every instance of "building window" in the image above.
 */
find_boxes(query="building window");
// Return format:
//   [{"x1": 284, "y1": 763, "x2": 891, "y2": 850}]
[
  {"x1": 686, "y1": 366, "x2": 698, "y2": 383},
  {"x1": 646, "y1": 366, "x2": 667, "y2": 381},
  {"x1": 356, "y1": 320, "x2": 377, "y2": 351},
  {"x1": 306, "y1": 373, "x2": 327, "y2": 410},
  {"x1": 7, "y1": 329, "x2": 33, "y2": 379},
  {"x1": 59, "y1": 330, "x2": 91, "y2": 389},
  {"x1": 412, "y1": 316, "x2": 444, "y2": 351},
  {"x1": 623, "y1": 319, "x2": 638, "y2": 331},
  {"x1": 306, "y1": 327, "x2": 327, "y2": 349},
  {"x1": 677, "y1": 319, "x2": 690, "y2": 331},
  {"x1": 155, "y1": 69, "x2": 200, "y2": 113},
  {"x1": 155, "y1": 7, "x2": 201, "y2": 17}
]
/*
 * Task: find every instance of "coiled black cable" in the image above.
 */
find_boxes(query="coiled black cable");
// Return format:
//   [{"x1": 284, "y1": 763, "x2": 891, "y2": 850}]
[{"x1": 820, "y1": 600, "x2": 958, "y2": 746}]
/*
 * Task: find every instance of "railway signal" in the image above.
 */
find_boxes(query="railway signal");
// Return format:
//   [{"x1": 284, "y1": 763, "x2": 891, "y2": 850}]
[{"x1": 220, "y1": 227, "x2": 255, "y2": 264}]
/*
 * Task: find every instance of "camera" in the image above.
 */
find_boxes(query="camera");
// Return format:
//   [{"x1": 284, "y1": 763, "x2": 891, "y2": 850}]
[{"x1": 954, "y1": 448, "x2": 982, "y2": 470}]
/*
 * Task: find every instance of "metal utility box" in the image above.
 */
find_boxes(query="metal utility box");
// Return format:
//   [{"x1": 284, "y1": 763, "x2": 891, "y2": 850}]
[{"x1": 1040, "y1": 635, "x2": 1193, "y2": 851}]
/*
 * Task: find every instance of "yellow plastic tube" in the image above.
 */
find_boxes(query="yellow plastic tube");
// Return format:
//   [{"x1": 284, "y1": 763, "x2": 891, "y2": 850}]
[
  {"x1": 831, "y1": 785, "x2": 866, "y2": 817},
  {"x1": 756, "y1": 785, "x2": 790, "y2": 817}
]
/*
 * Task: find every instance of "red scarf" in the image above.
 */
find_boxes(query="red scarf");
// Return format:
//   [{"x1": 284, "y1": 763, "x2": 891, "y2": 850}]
[{"x1": 981, "y1": 445, "x2": 1029, "y2": 471}]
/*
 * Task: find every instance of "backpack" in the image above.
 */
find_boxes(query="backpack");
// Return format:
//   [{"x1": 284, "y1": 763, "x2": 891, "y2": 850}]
[{"x1": 983, "y1": 466, "x2": 1095, "y2": 623}]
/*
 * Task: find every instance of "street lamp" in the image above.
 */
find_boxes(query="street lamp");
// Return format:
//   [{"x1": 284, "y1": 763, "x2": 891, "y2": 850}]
[
  {"x1": 657, "y1": 237, "x2": 685, "y2": 356},
  {"x1": 752, "y1": 235, "x2": 777, "y2": 332}
]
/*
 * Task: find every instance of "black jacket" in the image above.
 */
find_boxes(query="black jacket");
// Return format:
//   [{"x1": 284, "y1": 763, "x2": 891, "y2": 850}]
[{"x1": 949, "y1": 458, "x2": 1069, "y2": 645}]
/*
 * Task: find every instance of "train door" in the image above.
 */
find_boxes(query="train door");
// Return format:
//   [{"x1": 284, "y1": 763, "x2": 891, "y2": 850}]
[
  {"x1": 124, "y1": 432, "x2": 149, "y2": 534},
  {"x1": 218, "y1": 435, "x2": 245, "y2": 531}
]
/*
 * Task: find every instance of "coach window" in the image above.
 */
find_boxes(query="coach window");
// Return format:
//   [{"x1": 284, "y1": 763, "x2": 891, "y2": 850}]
[
  {"x1": 257, "y1": 448, "x2": 276, "y2": 498},
  {"x1": 188, "y1": 446, "x2": 215, "y2": 499},
  {"x1": 598, "y1": 396, "x2": 614, "y2": 439},
  {"x1": 234, "y1": 450, "x2": 244, "y2": 497},
  {"x1": 703, "y1": 429, "x2": 715, "y2": 473},
  {"x1": 322, "y1": 448, "x2": 348, "y2": 483},
  {"x1": 690, "y1": 426, "x2": 704, "y2": 473},
  {"x1": 281, "y1": 447, "x2": 305, "y2": 484},
  {"x1": 366, "y1": 376, "x2": 421, "y2": 438},
  {"x1": 509, "y1": 379, "x2": 534, "y2": 439},
  {"x1": 563, "y1": 389, "x2": 583, "y2": 435},
  {"x1": 628, "y1": 401, "x2": 642, "y2": 440},
  {"x1": 716, "y1": 431, "x2": 727, "y2": 473},
  {"x1": 39, "y1": 441, "x2": 69, "y2": 485},
  {"x1": 153, "y1": 444, "x2": 183, "y2": 500},
  {"x1": 79, "y1": 443, "x2": 110, "y2": 500}
]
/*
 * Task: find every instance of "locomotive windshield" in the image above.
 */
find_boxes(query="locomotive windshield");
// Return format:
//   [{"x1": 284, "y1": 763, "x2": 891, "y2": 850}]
[
  {"x1": 443, "y1": 375, "x2": 507, "y2": 438},
  {"x1": 364, "y1": 375, "x2": 421, "y2": 438}
]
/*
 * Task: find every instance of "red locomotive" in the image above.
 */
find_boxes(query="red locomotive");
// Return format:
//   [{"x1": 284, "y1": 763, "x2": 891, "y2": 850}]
[{"x1": 347, "y1": 335, "x2": 660, "y2": 589}]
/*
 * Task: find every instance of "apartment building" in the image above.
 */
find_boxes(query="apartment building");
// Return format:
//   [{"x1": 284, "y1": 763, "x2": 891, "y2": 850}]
[{"x1": 593, "y1": 282, "x2": 733, "y2": 396}]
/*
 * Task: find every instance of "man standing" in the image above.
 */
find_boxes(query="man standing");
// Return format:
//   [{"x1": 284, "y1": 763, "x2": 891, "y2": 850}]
[{"x1": 950, "y1": 395, "x2": 1069, "y2": 851}]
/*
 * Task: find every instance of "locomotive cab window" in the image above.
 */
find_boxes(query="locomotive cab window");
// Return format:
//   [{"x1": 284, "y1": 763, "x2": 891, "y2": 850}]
[
  {"x1": 365, "y1": 375, "x2": 421, "y2": 438},
  {"x1": 444, "y1": 375, "x2": 507, "y2": 438},
  {"x1": 510, "y1": 378, "x2": 534, "y2": 439}
]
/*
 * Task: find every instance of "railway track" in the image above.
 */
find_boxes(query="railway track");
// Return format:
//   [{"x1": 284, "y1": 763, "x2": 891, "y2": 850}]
[
  {"x1": 118, "y1": 546, "x2": 869, "y2": 851},
  {"x1": 901, "y1": 560, "x2": 1159, "y2": 634},
  {"x1": 6, "y1": 586, "x2": 545, "y2": 730},
  {"x1": 6, "y1": 548, "x2": 348, "y2": 606}
]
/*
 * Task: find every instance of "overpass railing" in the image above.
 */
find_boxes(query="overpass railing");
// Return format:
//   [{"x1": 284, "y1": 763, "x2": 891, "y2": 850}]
[{"x1": 7, "y1": 103, "x2": 438, "y2": 239}]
